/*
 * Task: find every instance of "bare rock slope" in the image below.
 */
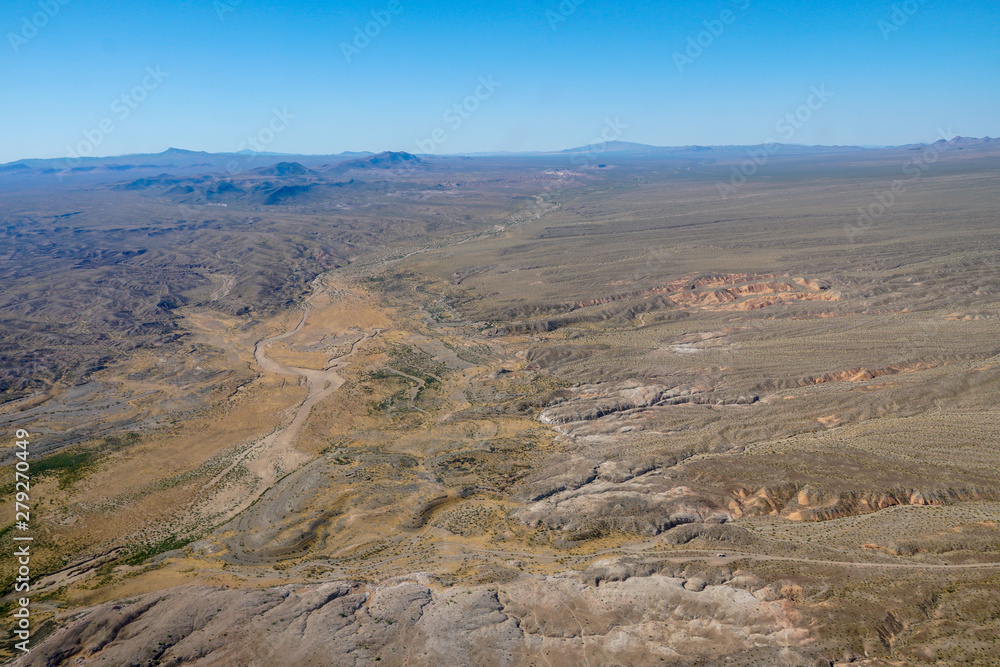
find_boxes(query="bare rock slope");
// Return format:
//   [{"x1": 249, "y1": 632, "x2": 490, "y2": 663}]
[{"x1": 19, "y1": 566, "x2": 814, "y2": 667}]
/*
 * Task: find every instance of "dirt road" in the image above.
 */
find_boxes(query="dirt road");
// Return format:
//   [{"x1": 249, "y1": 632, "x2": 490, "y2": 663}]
[{"x1": 196, "y1": 279, "x2": 379, "y2": 524}]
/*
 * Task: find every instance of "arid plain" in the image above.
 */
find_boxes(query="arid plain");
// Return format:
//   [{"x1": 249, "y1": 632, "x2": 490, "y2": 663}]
[{"x1": 2, "y1": 140, "x2": 1000, "y2": 665}]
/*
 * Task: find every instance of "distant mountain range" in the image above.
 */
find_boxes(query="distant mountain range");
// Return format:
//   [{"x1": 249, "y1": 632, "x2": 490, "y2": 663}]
[
  {"x1": 1, "y1": 138, "x2": 997, "y2": 195},
  {"x1": 555, "y1": 140, "x2": 866, "y2": 156},
  {"x1": 104, "y1": 152, "x2": 431, "y2": 206},
  {"x1": 0, "y1": 147, "x2": 376, "y2": 175},
  {"x1": 5, "y1": 137, "x2": 1000, "y2": 170},
  {"x1": 920, "y1": 136, "x2": 999, "y2": 149}
]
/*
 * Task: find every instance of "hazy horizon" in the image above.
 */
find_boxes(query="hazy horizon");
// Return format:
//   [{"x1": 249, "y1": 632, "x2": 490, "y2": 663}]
[
  {"x1": 9, "y1": 133, "x2": 999, "y2": 165},
  {"x1": 2, "y1": 0, "x2": 998, "y2": 163}
]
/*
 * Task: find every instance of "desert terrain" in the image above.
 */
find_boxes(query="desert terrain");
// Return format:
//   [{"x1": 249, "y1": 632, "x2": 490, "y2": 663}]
[{"x1": 2, "y1": 140, "x2": 1000, "y2": 665}]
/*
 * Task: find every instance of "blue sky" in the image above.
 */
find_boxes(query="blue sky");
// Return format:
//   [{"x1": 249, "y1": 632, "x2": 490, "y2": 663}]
[{"x1": 1, "y1": 0, "x2": 998, "y2": 162}]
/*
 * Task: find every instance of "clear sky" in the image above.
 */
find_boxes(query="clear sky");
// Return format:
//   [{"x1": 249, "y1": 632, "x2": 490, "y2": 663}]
[{"x1": 1, "y1": 0, "x2": 998, "y2": 162}]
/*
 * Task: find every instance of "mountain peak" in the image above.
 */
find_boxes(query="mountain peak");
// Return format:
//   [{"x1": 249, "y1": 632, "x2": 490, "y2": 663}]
[
  {"x1": 250, "y1": 161, "x2": 313, "y2": 177},
  {"x1": 335, "y1": 151, "x2": 424, "y2": 170},
  {"x1": 160, "y1": 147, "x2": 207, "y2": 156}
]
